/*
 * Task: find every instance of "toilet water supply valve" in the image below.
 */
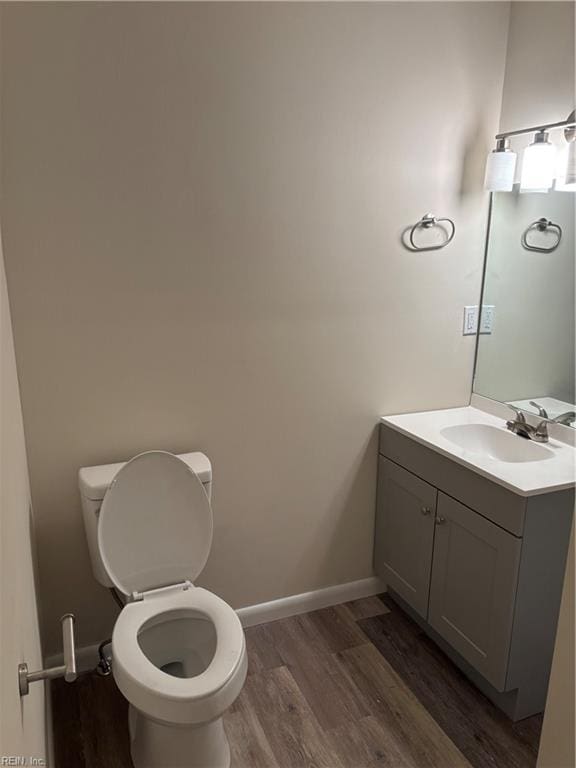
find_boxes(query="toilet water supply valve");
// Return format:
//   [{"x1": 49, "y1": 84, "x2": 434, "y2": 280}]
[
  {"x1": 96, "y1": 639, "x2": 113, "y2": 676},
  {"x1": 18, "y1": 614, "x2": 77, "y2": 696}
]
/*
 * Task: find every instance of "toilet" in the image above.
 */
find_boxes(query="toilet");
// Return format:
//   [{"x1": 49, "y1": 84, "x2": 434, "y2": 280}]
[{"x1": 78, "y1": 450, "x2": 247, "y2": 768}]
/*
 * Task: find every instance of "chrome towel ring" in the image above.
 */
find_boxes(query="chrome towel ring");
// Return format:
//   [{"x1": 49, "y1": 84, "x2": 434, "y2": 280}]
[
  {"x1": 406, "y1": 213, "x2": 456, "y2": 251},
  {"x1": 521, "y1": 218, "x2": 562, "y2": 253}
]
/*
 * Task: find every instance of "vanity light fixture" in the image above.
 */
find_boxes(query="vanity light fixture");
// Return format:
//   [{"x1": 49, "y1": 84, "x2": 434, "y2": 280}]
[
  {"x1": 520, "y1": 131, "x2": 555, "y2": 193},
  {"x1": 484, "y1": 138, "x2": 517, "y2": 191},
  {"x1": 484, "y1": 110, "x2": 575, "y2": 193}
]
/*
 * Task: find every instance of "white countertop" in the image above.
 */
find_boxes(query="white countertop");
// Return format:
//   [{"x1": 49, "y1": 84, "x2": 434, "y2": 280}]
[{"x1": 381, "y1": 406, "x2": 576, "y2": 497}]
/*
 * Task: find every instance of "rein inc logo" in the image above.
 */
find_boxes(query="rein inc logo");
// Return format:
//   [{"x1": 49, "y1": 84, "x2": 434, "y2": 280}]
[{"x1": 0, "y1": 759, "x2": 45, "y2": 766}]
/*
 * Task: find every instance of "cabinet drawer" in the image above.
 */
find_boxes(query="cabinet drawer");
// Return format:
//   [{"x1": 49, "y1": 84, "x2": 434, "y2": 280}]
[
  {"x1": 428, "y1": 493, "x2": 522, "y2": 691},
  {"x1": 374, "y1": 458, "x2": 436, "y2": 618}
]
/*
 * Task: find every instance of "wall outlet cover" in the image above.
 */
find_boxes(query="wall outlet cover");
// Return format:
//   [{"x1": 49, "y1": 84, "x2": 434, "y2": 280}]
[
  {"x1": 480, "y1": 305, "x2": 495, "y2": 334},
  {"x1": 463, "y1": 306, "x2": 478, "y2": 336}
]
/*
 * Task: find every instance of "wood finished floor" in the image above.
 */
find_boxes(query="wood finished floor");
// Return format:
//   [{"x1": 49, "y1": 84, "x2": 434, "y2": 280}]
[{"x1": 51, "y1": 594, "x2": 542, "y2": 768}]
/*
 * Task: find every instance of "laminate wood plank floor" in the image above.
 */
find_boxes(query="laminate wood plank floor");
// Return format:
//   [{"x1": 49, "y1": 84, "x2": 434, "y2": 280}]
[{"x1": 51, "y1": 595, "x2": 541, "y2": 768}]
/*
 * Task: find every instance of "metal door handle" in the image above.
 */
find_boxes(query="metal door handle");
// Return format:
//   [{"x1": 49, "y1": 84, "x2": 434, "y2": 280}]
[
  {"x1": 435, "y1": 516, "x2": 446, "y2": 525},
  {"x1": 421, "y1": 506, "x2": 432, "y2": 516},
  {"x1": 19, "y1": 614, "x2": 77, "y2": 696}
]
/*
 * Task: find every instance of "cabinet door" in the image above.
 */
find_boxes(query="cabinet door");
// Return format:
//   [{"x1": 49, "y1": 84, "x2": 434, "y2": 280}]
[
  {"x1": 374, "y1": 458, "x2": 437, "y2": 618},
  {"x1": 428, "y1": 493, "x2": 522, "y2": 691}
]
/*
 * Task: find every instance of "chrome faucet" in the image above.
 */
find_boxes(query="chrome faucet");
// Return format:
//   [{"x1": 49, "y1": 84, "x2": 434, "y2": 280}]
[
  {"x1": 552, "y1": 411, "x2": 576, "y2": 426},
  {"x1": 529, "y1": 401, "x2": 548, "y2": 418},
  {"x1": 529, "y1": 401, "x2": 575, "y2": 427},
  {"x1": 506, "y1": 406, "x2": 549, "y2": 443}
]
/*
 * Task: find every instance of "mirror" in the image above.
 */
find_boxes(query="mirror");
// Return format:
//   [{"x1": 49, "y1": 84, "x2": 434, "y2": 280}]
[{"x1": 474, "y1": 188, "x2": 575, "y2": 425}]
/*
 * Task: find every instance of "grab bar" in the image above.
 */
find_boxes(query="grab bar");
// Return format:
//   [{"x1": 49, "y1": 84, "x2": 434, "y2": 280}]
[{"x1": 19, "y1": 614, "x2": 77, "y2": 696}]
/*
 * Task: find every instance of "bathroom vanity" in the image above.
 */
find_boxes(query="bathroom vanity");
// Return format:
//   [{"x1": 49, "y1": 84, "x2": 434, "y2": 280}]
[{"x1": 374, "y1": 404, "x2": 574, "y2": 721}]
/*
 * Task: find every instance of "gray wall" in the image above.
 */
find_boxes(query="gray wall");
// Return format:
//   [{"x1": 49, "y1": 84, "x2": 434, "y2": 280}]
[
  {"x1": 499, "y1": 2, "x2": 574, "y2": 133},
  {"x1": 0, "y1": 2, "x2": 509, "y2": 653}
]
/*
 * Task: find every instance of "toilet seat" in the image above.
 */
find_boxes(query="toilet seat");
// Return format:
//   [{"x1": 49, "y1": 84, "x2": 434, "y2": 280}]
[
  {"x1": 112, "y1": 586, "x2": 247, "y2": 725},
  {"x1": 98, "y1": 450, "x2": 213, "y2": 596},
  {"x1": 97, "y1": 451, "x2": 247, "y2": 726}
]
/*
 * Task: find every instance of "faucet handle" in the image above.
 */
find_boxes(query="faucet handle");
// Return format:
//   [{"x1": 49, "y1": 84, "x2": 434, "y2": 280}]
[
  {"x1": 529, "y1": 401, "x2": 549, "y2": 419},
  {"x1": 507, "y1": 405, "x2": 527, "y2": 423},
  {"x1": 552, "y1": 411, "x2": 576, "y2": 426},
  {"x1": 533, "y1": 419, "x2": 550, "y2": 442}
]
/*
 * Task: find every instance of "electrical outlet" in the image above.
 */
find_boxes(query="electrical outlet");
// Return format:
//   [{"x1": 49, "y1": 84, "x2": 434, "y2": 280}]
[
  {"x1": 480, "y1": 305, "x2": 495, "y2": 334},
  {"x1": 463, "y1": 306, "x2": 478, "y2": 336}
]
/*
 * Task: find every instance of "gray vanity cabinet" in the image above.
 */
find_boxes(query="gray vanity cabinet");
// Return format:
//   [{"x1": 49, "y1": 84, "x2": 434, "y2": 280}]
[
  {"x1": 428, "y1": 493, "x2": 522, "y2": 690},
  {"x1": 374, "y1": 458, "x2": 436, "y2": 618},
  {"x1": 375, "y1": 423, "x2": 574, "y2": 720}
]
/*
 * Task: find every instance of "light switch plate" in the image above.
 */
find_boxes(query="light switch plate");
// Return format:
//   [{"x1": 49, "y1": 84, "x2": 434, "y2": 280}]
[
  {"x1": 463, "y1": 306, "x2": 478, "y2": 335},
  {"x1": 480, "y1": 305, "x2": 495, "y2": 334}
]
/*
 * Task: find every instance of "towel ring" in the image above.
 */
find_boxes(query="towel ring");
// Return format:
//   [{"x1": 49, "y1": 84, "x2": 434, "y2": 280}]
[
  {"x1": 407, "y1": 214, "x2": 455, "y2": 251},
  {"x1": 521, "y1": 218, "x2": 562, "y2": 253}
]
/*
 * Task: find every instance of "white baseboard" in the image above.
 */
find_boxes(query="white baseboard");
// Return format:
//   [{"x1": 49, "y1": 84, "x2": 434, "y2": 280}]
[
  {"x1": 236, "y1": 576, "x2": 385, "y2": 628},
  {"x1": 46, "y1": 576, "x2": 385, "y2": 673}
]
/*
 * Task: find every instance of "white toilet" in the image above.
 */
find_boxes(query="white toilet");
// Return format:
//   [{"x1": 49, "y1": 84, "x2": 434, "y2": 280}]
[{"x1": 78, "y1": 450, "x2": 247, "y2": 768}]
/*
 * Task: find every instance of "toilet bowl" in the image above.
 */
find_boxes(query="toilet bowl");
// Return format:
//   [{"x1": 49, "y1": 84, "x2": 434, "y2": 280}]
[{"x1": 79, "y1": 450, "x2": 247, "y2": 768}]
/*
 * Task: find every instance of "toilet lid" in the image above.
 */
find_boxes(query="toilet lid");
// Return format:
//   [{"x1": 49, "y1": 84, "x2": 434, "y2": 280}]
[{"x1": 98, "y1": 451, "x2": 213, "y2": 596}]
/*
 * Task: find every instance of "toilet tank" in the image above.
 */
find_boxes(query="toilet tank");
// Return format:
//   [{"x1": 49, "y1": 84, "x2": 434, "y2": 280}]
[{"x1": 78, "y1": 452, "x2": 212, "y2": 588}]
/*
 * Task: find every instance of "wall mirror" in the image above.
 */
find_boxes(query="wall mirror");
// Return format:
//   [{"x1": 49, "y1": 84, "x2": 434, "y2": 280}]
[{"x1": 474, "y1": 188, "x2": 575, "y2": 425}]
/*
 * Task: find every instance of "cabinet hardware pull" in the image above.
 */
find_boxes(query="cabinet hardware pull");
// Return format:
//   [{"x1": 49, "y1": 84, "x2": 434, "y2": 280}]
[
  {"x1": 421, "y1": 507, "x2": 432, "y2": 515},
  {"x1": 435, "y1": 516, "x2": 446, "y2": 525}
]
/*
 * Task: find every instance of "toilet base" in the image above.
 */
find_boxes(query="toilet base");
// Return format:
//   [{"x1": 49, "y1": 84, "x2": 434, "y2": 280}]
[{"x1": 129, "y1": 705, "x2": 231, "y2": 768}]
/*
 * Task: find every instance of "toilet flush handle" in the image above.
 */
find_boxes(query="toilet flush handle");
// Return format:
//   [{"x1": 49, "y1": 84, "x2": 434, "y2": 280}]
[{"x1": 18, "y1": 614, "x2": 78, "y2": 696}]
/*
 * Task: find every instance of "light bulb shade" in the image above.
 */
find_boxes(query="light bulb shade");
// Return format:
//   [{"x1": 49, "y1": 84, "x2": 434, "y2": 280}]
[
  {"x1": 520, "y1": 134, "x2": 556, "y2": 193},
  {"x1": 554, "y1": 141, "x2": 576, "y2": 191},
  {"x1": 564, "y1": 140, "x2": 576, "y2": 185},
  {"x1": 484, "y1": 149, "x2": 517, "y2": 191}
]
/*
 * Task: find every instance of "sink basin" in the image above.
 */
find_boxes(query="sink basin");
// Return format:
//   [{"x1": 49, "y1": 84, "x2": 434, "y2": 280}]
[
  {"x1": 382, "y1": 405, "x2": 574, "y2": 495},
  {"x1": 440, "y1": 424, "x2": 554, "y2": 463}
]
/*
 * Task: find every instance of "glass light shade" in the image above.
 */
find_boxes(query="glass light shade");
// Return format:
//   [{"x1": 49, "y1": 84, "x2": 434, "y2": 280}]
[
  {"x1": 484, "y1": 148, "x2": 517, "y2": 191},
  {"x1": 520, "y1": 133, "x2": 556, "y2": 193},
  {"x1": 563, "y1": 116, "x2": 576, "y2": 187},
  {"x1": 563, "y1": 140, "x2": 576, "y2": 187},
  {"x1": 554, "y1": 142, "x2": 576, "y2": 191}
]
